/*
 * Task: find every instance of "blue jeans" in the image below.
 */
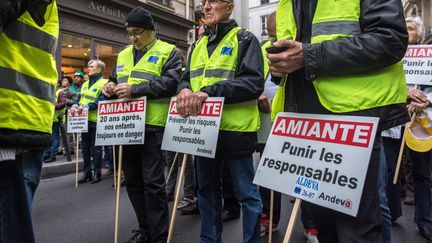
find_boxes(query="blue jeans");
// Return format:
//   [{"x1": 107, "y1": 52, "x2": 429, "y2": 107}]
[
  {"x1": 0, "y1": 158, "x2": 35, "y2": 243},
  {"x1": 22, "y1": 149, "x2": 44, "y2": 208},
  {"x1": 378, "y1": 145, "x2": 391, "y2": 243},
  {"x1": 196, "y1": 154, "x2": 261, "y2": 243},
  {"x1": 44, "y1": 122, "x2": 60, "y2": 158}
]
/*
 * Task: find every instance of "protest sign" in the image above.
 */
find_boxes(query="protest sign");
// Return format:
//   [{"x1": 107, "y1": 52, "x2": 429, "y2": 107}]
[
  {"x1": 95, "y1": 97, "x2": 146, "y2": 146},
  {"x1": 67, "y1": 109, "x2": 88, "y2": 133},
  {"x1": 253, "y1": 113, "x2": 378, "y2": 216},
  {"x1": 403, "y1": 45, "x2": 432, "y2": 85},
  {"x1": 161, "y1": 97, "x2": 224, "y2": 158}
]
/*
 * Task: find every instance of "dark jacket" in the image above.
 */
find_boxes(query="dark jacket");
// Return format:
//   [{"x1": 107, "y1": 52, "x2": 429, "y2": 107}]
[
  {"x1": 110, "y1": 42, "x2": 182, "y2": 133},
  {"x1": 178, "y1": 19, "x2": 265, "y2": 157},
  {"x1": 0, "y1": 0, "x2": 54, "y2": 149},
  {"x1": 282, "y1": 0, "x2": 410, "y2": 132}
]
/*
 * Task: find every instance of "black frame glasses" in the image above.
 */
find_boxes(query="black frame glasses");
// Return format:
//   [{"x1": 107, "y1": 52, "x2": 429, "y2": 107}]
[{"x1": 125, "y1": 30, "x2": 146, "y2": 38}]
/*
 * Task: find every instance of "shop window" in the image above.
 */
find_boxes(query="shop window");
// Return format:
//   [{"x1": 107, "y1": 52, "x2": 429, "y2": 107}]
[
  {"x1": 95, "y1": 43, "x2": 122, "y2": 78},
  {"x1": 61, "y1": 33, "x2": 90, "y2": 79}
]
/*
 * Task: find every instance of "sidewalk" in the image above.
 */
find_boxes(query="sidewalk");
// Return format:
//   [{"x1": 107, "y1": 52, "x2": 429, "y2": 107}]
[{"x1": 41, "y1": 151, "x2": 83, "y2": 178}]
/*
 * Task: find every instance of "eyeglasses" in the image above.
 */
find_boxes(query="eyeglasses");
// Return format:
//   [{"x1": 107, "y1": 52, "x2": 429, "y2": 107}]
[
  {"x1": 126, "y1": 30, "x2": 146, "y2": 38},
  {"x1": 201, "y1": 0, "x2": 231, "y2": 7}
]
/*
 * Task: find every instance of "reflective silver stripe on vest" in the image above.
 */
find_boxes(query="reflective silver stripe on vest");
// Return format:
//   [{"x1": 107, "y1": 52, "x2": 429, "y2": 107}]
[
  {"x1": 3, "y1": 21, "x2": 57, "y2": 56},
  {"x1": 130, "y1": 71, "x2": 160, "y2": 81},
  {"x1": 312, "y1": 20, "x2": 360, "y2": 38},
  {"x1": 190, "y1": 68, "x2": 205, "y2": 79},
  {"x1": 0, "y1": 66, "x2": 54, "y2": 102},
  {"x1": 81, "y1": 94, "x2": 97, "y2": 102},
  {"x1": 118, "y1": 76, "x2": 129, "y2": 84},
  {"x1": 205, "y1": 69, "x2": 235, "y2": 80}
]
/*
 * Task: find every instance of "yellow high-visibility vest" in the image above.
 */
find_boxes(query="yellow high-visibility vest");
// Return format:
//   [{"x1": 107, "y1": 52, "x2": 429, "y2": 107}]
[
  {"x1": 79, "y1": 78, "x2": 108, "y2": 122},
  {"x1": 53, "y1": 88, "x2": 65, "y2": 123},
  {"x1": 0, "y1": 1, "x2": 59, "y2": 133},
  {"x1": 273, "y1": 0, "x2": 407, "y2": 115},
  {"x1": 116, "y1": 40, "x2": 175, "y2": 127},
  {"x1": 190, "y1": 27, "x2": 260, "y2": 132}
]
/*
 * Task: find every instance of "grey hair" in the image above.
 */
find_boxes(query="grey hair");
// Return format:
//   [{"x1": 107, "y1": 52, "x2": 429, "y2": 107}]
[
  {"x1": 88, "y1": 59, "x2": 106, "y2": 72},
  {"x1": 406, "y1": 16, "x2": 426, "y2": 43}
]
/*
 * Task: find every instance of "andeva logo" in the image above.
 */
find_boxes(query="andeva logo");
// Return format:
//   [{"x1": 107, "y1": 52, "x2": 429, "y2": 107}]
[{"x1": 318, "y1": 192, "x2": 352, "y2": 209}]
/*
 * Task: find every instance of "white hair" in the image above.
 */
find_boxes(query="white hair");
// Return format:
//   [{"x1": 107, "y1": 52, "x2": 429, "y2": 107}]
[
  {"x1": 406, "y1": 16, "x2": 426, "y2": 43},
  {"x1": 88, "y1": 59, "x2": 106, "y2": 72}
]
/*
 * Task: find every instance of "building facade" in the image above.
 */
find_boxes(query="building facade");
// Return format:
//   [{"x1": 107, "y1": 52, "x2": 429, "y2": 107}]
[
  {"x1": 249, "y1": 0, "x2": 278, "y2": 41},
  {"x1": 403, "y1": 0, "x2": 432, "y2": 43},
  {"x1": 57, "y1": 0, "x2": 195, "y2": 78}
]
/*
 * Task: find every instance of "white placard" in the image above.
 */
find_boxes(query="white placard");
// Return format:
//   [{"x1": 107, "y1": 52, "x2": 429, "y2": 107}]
[
  {"x1": 95, "y1": 97, "x2": 146, "y2": 146},
  {"x1": 67, "y1": 109, "x2": 88, "y2": 133},
  {"x1": 161, "y1": 97, "x2": 224, "y2": 158},
  {"x1": 403, "y1": 45, "x2": 432, "y2": 85},
  {"x1": 253, "y1": 113, "x2": 378, "y2": 216}
]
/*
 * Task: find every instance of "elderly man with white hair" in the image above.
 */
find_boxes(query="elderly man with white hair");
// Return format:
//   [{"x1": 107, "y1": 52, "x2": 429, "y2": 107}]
[{"x1": 176, "y1": 0, "x2": 264, "y2": 242}]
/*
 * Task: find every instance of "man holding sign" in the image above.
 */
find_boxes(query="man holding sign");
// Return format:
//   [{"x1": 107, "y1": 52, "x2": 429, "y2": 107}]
[
  {"x1": 268, "y1": 0, "x2": 410, "y2": 242},
  {"x1": 103, "y1": 6, "x2": 181, "y2": 243},
  {"x1": 176, "y1": 0, "x2": 264, "y2": 242}
]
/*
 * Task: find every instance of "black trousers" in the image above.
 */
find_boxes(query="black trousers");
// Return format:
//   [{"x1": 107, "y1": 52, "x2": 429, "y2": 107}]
[
  {"x1": 310, "y1": 136, "x2": 383, "y2": 243},
  {"x1": 123, "y1": 133, "x2": 168, "y2": 242}
]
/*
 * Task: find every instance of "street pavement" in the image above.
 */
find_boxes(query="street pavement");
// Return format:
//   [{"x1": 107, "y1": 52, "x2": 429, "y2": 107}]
[{"x1": 32, "y1": 171, "x2": 425, "y2": 243}]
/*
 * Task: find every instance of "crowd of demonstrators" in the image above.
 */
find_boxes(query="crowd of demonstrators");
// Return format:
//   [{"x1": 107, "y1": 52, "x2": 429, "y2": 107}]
[
  {"x1": 177, "y1": 0, "x2": 264, "y2": 242},
  {"x1": 103, "y1": 6, "x2": 182, "y2": 243},
  {"x1": 0, "y1": 0, "x2": 59, "y2": 243},
  {"x1": 4, "y1": 0, "x2": 432, "y2": 243},
  {"x1": 269, "y1": 1, "x2": 409, "y2": 243}
]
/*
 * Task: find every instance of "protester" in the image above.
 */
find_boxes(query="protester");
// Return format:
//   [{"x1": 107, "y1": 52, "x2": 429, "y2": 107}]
[
  {"x1": 71, "y1": 71, "x2": 84, "y2": 94},
  {"x1": 103, "y1": 6, "x2": 181, "y2": 243},
  {"x1": 176, "y1": 0, "x2": 264, "y2": 241},
  {"x1": 404, "y1": 16, "x2": 432, "y2": 242},
  {"x1": 71, "y1": 60, "x2": 108, "y2": 184},
  {"x1": 269, "y1": 0, "x2": 409, "y2": 242},
  {"x1": 0, "y1": 0, "x2": 59, "y2": 242},
  {"x1": 61, "y1": 75, "x2": 80, "y2": 109},
  {"x1": 43, "y1": 82, "x2": 67, "y2": 163}
]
